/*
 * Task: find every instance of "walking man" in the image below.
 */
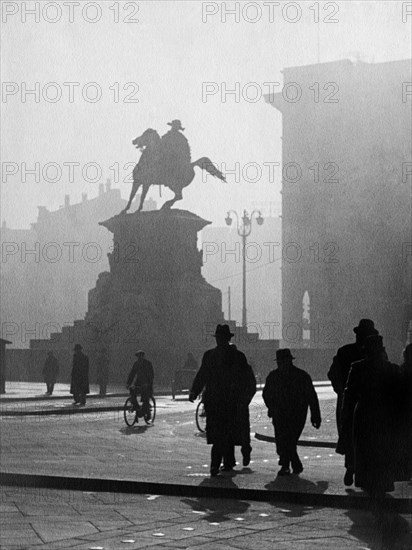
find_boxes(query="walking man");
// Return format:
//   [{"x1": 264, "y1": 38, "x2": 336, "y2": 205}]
[
  {"x1": 70, "y1": 344, "x2": 89, "y2": 406},
  {"x1": 263, "y1": 349, "x2": 321, "y2": 476},
  {"x1": 42, "y1": 351, "x2": 59, "y2": 395},
  {"x1": 328, "y1": 318, "x2": 378, "y2": 485},
  {"x1": 189, "y1": 324, "x2": 256, "y2": 476},
  {"x1": 126, "y1": 350, "x2": 154, "y2": 418}
]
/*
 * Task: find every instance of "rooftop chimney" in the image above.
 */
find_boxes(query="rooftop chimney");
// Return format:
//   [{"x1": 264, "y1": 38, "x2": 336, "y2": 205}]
[{"x1": 38, "y1": 206, "x2": 50, "y2": 218}]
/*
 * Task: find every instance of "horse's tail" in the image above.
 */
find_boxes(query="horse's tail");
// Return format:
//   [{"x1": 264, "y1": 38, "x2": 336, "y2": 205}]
[{"x1": 192, "y1": 157, "x2": 226, "y2": 182}]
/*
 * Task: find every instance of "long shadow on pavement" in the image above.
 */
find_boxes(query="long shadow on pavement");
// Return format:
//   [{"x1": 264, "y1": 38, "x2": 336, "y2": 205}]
[
  {"x1": 119, "y1": 425, "x2": 151, "y2": 435},
  {"x1": 181, "y1": 476, "x2": 250, "y2": 523},
  {"x1": 346, "y1": 507, "x2": 411, "y2": 550},
  {"x1": 264, "y1": 477, "x2": 329, "y2": 518}
]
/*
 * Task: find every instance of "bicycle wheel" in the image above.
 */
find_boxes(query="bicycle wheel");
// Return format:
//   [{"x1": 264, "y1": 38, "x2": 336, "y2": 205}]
[
  {"x1": 124, "y1": 397, "x2": 137, "y2": 427},
  {"x1": 144, "y1": 396, "x2": 156, "y2": 425},
  {"x1": 195, "y1": 400, "x2": 206, "y2": 433}
]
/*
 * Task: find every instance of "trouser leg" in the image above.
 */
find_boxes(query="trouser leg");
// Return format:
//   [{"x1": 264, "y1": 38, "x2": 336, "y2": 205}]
[
  {"x1": 211, "y1": 444, "x2": 223, "y2": 473},
  {"x1": 223, "y1": 444, "x2": 236, "y2": 469},
  {"x1": 291, "y1": 447, "x2": 303, "y2": 471}
]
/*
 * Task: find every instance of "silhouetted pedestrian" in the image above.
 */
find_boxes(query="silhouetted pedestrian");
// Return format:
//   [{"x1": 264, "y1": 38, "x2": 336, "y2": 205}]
[
  {"x1": 396, "y1": 343, "x2": 412, "y2": 481},
  {"x1": 96, "y1": 348, "x2": 109, "y2": 397},
  {"x1": 42, "y1": 352, "x2": 59, "y2": 395},
  {"x1": 126, "y1": 351, "x2": 154, "y2": 418},
  {"x1": 70, "y1": 344, "x2": 89, "y2": 406},
  {"x1": 341, "y1": 334, "x2": 400, "y2": 510},
  {"x1": 263, "y1": 349, "x2": 321, "y2": 476},
  {"x1": 189, "y1": 324, "x2": 255, "y2": 476},
  {"x1": 328, "y1": 318, "x2": 378, "y2": 486}
]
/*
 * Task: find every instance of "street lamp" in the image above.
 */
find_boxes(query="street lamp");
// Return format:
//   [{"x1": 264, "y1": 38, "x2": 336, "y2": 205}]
[{"x1": 225, "y1": 210, "x2": 264, "y2": 329}]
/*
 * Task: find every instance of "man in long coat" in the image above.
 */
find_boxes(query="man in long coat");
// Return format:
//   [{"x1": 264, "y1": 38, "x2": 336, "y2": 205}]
[
  {"x1": 189, "y1": 324, "x2": 256, "y2": 476},
  {"x1": 341, "y1": 334, "x2": 400, "y2": 503},
  {"x1": 328, "y1": 319, "x2": 378, "y2": 486},
  {"x1": 70, "y1": 344, "x2": 89, "y2": 406},
  {"x1": 263, "y1": 348, "x2": 321, "y2": 476},
  {"x1": 42, "y1": 351, "x2": 59, "y2": 395}
]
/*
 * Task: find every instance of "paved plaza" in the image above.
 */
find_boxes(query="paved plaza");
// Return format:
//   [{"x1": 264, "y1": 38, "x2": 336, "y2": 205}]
[
  {"x1": 1, "y1": 385, "x2": 411, "y2": 549},
  {"x1": 1, "y1": 487, "x2": 411, "y2": 550}
]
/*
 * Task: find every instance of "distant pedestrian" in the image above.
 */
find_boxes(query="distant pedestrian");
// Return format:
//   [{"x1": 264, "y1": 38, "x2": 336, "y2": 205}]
[
  {"x1": 70, "y1": 344, "x2": 89, "y2": 406},
  {"x1": 96, "y1": 348, "x2": 109, "y2": 397},
  {"x1": 263, "y1": 349, "x2": 321, "y2": 476},
  {"x1": 189, "y1": 324, "x2": 256, "y2": 476},
  {"x1": 328, "y1": 319, "x2": 378, "y2": 486},
  {"x1": 42, "y1": 352, "x2": 59, "y2": 395},
  {"x1": 341, "y1": 334, "x2": 401, "y2": 509},
  {"x1": 126, "y1": 351, "x2": 154, "y2": 419}
]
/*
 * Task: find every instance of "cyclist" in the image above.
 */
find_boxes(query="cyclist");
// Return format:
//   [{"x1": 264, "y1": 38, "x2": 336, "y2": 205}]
[{"x1": 126, "y1": 350, "x2": 154, "y2": 419}]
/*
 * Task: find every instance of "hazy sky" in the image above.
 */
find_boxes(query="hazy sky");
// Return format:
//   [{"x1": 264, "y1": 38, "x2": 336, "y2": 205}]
[{"x1": 1, "y1": 0, "x2": 411, "y2": 227}]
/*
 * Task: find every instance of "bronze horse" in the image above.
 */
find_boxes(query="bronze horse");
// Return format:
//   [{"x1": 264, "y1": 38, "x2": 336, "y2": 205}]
[{"x1": 121, "y1": 128, "x2": 226, "y2": 213}]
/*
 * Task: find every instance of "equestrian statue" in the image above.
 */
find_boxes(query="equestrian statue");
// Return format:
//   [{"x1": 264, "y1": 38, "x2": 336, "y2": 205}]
[{"x1": 121, "y1": 120, "x2": 226, "y2": 213}]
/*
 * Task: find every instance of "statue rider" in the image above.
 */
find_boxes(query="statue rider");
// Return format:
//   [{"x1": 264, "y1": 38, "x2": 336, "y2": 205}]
[{"x1": 161, "y1": 120, "x2": 191, "y2": 177}]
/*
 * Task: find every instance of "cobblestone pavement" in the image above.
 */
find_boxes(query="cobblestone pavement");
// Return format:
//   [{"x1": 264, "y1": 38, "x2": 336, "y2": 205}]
[{"x1": 1, "y1": 486, "x2": 411, "y2": 550}]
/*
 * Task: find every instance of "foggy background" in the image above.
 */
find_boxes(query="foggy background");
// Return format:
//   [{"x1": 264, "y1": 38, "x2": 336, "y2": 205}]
[{"x1": 1, "y1": 1, "x2": 411, "y2": 227}]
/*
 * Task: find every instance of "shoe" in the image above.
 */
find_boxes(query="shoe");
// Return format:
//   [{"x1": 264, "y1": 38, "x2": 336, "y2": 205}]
[
  {"x1": 210, "y1": 469, "x2": 220, "y2": 477},
  {"x1": 344, "y1": 469, "x2": 354, "y2": 486},
  {"x1": 293, "y1": 466, "x2": 304, "y2": 474},
  {"x1": 277, "y1": 467, "x2": 291, "y2": 477},
  {"x1": 242, "y1": 453, "x2": 251, "y2": 467},
  {"x1": 221, "y1": 465, "x2": 234, "y2": 472}
]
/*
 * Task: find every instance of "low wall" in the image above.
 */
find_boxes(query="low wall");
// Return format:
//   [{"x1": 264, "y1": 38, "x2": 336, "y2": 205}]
[{"x1": 6, "y1": 345, "x2": 336, "y2": 385}]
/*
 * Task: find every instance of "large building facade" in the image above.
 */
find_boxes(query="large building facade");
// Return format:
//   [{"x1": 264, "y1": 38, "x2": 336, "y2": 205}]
[{"x1": 266, "y1": 59, "x2": 412, "y2": 361}]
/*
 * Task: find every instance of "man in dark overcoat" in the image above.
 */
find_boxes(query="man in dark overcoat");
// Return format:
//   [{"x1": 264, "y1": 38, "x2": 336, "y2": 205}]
[
  {"x1": 189, "y1": 324, "x2": 256, "y2": 476},
  {"x1": 42, "y1": 351, "x2": 59, "y2": 395},
  {"x1": 126, "y1": 351, "x2": 154, "y2": 418},
  {"x1": 263, "y1": 349, "x2": 321, "y2": 476},
  {"x1": 70, "y1": 344, "x2": 89, "y2": 406},
  {"x1": 341, "y1": 334, "x2": 401, "y2": 504},
  {"x1": 328, "y1": 319, "x2": 378, "y2": 486}
]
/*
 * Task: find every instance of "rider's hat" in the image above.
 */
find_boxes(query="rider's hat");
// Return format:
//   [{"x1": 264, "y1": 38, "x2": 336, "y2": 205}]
[{"x1": 167, "y1": 120, "x2": 185, "y2": 131}]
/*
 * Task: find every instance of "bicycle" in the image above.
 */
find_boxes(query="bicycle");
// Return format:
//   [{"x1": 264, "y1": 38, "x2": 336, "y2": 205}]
[
  {"x1": 123, "y1": 394, "x2": 156, "y2": 427},
  {"x1": 195, "y1": 398, "x2": 206, "y2": 433}
]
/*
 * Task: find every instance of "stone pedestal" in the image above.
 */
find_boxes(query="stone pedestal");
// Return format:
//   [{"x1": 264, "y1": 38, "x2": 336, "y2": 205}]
[{"x1": 83, "y1": 209, "x2": 224, "y2": 381}]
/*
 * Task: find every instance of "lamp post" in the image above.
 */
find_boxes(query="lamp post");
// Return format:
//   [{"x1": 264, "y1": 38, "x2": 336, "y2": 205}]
[{"x1": 225, "y1": 210, "x2": 264, "y2": 329}]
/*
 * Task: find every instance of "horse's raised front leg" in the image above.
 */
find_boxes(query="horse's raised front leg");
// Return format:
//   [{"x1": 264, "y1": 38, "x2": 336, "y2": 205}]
[{"x1": 121, "y1": 180, "x2": 140, "y2": 214}]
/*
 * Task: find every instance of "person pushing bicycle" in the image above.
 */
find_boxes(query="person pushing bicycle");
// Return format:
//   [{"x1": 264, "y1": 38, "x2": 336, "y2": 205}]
[{"x1": 126, "y1": 350, "x2": 154, "y2": 419}]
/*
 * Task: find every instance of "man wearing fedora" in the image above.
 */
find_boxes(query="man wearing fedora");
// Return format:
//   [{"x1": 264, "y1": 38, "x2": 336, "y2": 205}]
[
  {"x1": 189, "y1": 324, "x2": 256, "y2": 477},
  {"x1": 328, "y1": 319, "x2": 378, "y2": 486},
  {"x1": 70, "y1": 344, "x2": 89, "y2": 406},
  {"x1": 263, "y1": 349, "x2": 321, "y2": 476},
  {"x1": 126, "y1": 350, "x2": 154, "y2": 419},
  {"x1": 161, "y1": 119, "x2": 191, "y2": 170}
]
